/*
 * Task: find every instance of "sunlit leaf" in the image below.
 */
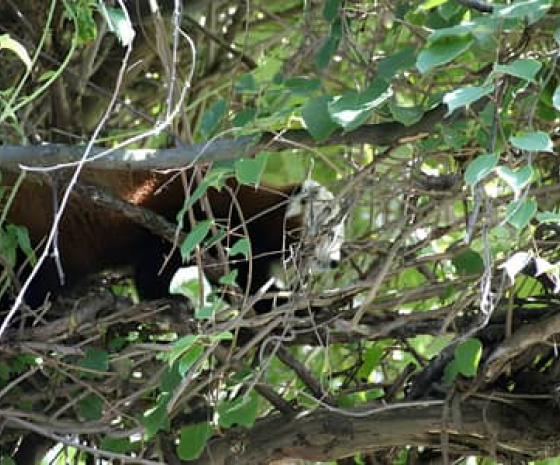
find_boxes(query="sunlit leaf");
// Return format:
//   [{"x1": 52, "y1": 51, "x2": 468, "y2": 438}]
[
  {"x1": 553, "y1": 85, "x2": 560, "y2": 112},
  {"x1": 0, "y1": 34, "x2": 31, "y2": 70},
  {"x1": 169, "y1": 335, "x2": 200, "y2": 367},
  {"x1": 328, "y1": 79, "x2": 391, "y2": 130},
  {"x1": 235, "y1": 154, "x2": 269, "y2": 186},
  {"x1": 537, "y1": 211, "x2": 560, "y2": 224},
  {"x1": 506, "y1": 199, "x2": 537, "y2": 230},
  {"x1": 496, "y1": 165, "x2": 534, "y2": 199},
  {"x1": 454, "y1": 338, "x2": 482, "y2": 377},
  {"x1": 510, "y1": 131, "x2": 553, "y2": 152},
  {"x1": 495, "y1": 0, "x2": 551, "y2": 24},
  {"x1": 494, "y1": 59, "x2": 542, "y2": 83},
  {"x1": 499, "y1": 251, "x2": 532, "y2": 285},
  {"x1": 464, "y1": 153, "x2": 498, "y2": 186},
  {"x1": 378, "y1": 46, "x2": 417, "y2": 80},
  {"x1": 98, "y1": 5, "x2": 135, "y2": 46},
  {"x1": 443, "y1": 85, "x2": 494, "y2": 114},
  {"x1": 417, "y1": 35, "x2": 473, "y2": 74},
  {"x1": 169, "y1": 266, "x2": 212, "y2": 305},
  {"x1": 178, "y1": 345, "x2": 204, "y2": 377}
]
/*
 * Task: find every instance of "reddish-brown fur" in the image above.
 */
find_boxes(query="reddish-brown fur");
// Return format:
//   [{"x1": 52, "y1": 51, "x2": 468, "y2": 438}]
[{"x1": 0, "y1": 168, "x2": 301, "y2": 309}]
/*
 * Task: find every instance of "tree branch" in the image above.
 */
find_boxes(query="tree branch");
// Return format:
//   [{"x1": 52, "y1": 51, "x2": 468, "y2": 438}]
[
  {"x1": 189, "y1": 398, "x2": 560, "y2": 464},
  {"x1": 0, "y1": 104, "x2": 453, "y2": 171}
]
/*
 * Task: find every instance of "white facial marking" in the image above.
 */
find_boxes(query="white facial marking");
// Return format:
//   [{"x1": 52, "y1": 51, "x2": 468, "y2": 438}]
[{"x1": 286, "y1": 180, "x2": 345, "y2": 270}]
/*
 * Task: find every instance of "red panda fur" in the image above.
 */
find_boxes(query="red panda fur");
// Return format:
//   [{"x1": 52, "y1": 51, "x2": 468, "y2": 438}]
[{"x1": 0, "y1": 168, "x2": 302, "y2": 309}]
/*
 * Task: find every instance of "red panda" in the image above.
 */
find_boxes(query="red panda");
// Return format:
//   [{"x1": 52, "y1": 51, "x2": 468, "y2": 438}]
[{"x1": 0, "y1": 167, "x2": 343, "y2": 312}]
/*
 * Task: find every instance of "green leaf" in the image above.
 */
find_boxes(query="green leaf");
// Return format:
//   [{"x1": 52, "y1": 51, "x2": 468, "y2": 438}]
[
  {"x1": 0, "y1": 362, "x2": 9, "y2": 382},
  {"x1": 142, "y1": 397, "x2": 170, "y2": 438},
  {"x1": 454, "y1": 338, "x2": 482, "y2": 377},
  {"x1": 377, "y1": 46, "x2": 417, "y2": 80},
  {"x1": 78, "y1": 394, "x2": 103, "y2": 421},
  {"x1": 217, "y1": 393, "x2": 259, "y2": 428},
  {"x1": 357, "y1": 344, "x2": 384, "y2": 380},
  {"x1": 284, "y1": 77, "x2": 321, "y2": 93},
  {"x1": 72, "y1": 2, "x2": 98, "y2": 44},
  {"x1": 555, "y1": 25, "x2": 560, "y2": 47},
  {"x1": 98, "y1": 5, "x2": 135, "y2": 46},
  {"x1": 388, "y1": 103, "x2": 424, "y2": 126},
  {"x1": 439, "y1": 2, "x2": 462, "y2": 20},
  {"x1": 324, "y1": 0, "x2": 341, "y2": 21},
  {"x1": 494, "y1": 59, "x2": 541, "y2": 83},
  {"x1": 235, "y1": 153, "x2": 269, "y2": 185},
  {"x1": 443, "y1": 85, "x2": 494, "y2": 114},
  {"x1": 79, "y1": 348, "x2": 109, "y2": 374},
  {"x1": 14, "y1": 225, "x2": 35, "y2": 265},
  {"x1": 234, "y1": 74, "x2": 258, "y2": 92},
  {"x1": 206, "y1": 227, "x2": 227, "y2": 249},
  {"x1": 180, "y1": 220, "x2": 213, "y2": 262},
  {"x1": 0, "y1": 457, "x2": 16, "y2": 465},
  {"x1": 99, "y1": 437, "x2": 133, "y2": 454},
  {"x1": 196, "y1": 297, "x2": 228, "y2": 320},
  {"x1": 464, "y1": 153, "x2": 498, "y2": 186},
  {"x1": 427, "y1": 17, "x2": 500, "y2": 43},
  {"x1": 177, "y1": 168, "x2": 232, "y2": 224},
  {"x1": 229, "y1": 238, "x2": 250, "y2": 259},
  {"x1": 420, "y1": 0, "x2": 448, "y2": 10},
  {"x1": 177, "y1": 422, "x2": 213, "y2": 461},
  {"x1": 537, "y1": 211, "x2": 560, "y2": 224},
  {"x1": 553, "y1": 86, "x2": 560, "y2": 112},
  {"x1": 506, "y1": 199, "x2": 537, "y2": 230},
  {"x1": 232, "y1": 107, "x2": 257, "y2": 128},
  {"x1": 219, "y1": 269, "x2": 239, "y2": 286},
  {"x1": 452, "y1": 249, "x2": 484, "y2": 275},
  {"x1": 169, "y1": 335, "x2": 200, "y2": 367},
  {"x1": 210, "y1": 331, "x2": 233, "y2": 342},
  {"x1": 302, "y1": 95, "x2": 339, "y2": 141},
  {"x1": 178, "y1": 345, "x2": 204, "y2": 377},
  {"x1": 169, "y1": 266, "x2": 211, "y2": 303},
  {"x1": 417, "y1": 35, "x2": 473, "y2": 74},
  {"x1": 510, "y1": 131, "x2": 553, "y2": 152},
  {"x1": 315, "y1": 20, "x2": 342, "y2": 69},
  {"x1": 495, "y1": 0, "x2": 551, "y2": 23},
  {"x1": 0, "y1": 34, "x2": 31, "y2": 70},
  {"x1": 496, "y1": 165, "x2": 533, "y2": 198},
  {"x1": 200, "y1": 99, "x2": 227, "y2": 140},
  {"x1": 328, "y1": 79, "x2": 391, "y2": 130},
  {"x1": 160, "y1": 365, "x2": 182, "y2": 393}
]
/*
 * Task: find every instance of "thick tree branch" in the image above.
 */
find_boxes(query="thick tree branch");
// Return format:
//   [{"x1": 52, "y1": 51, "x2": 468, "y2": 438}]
[
  {"x1": 0, "y1": 105, "x2": 452, "y2": 171},
  {"x1": 189, "y1": 398, "x2": 560, "y2": 464}
]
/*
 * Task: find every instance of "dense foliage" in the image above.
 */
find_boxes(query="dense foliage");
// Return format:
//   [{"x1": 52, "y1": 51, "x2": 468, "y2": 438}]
[{"x1": 2, "y1": 0, "x2": 560, "y2": 463}]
